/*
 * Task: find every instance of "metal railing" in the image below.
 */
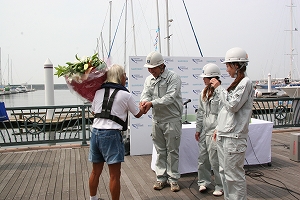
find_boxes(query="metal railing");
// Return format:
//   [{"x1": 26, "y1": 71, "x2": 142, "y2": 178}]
[
  {"x1": 252, "y1": 97, "x2": 300, "y2": 128},
  {"x1": 0, "y1": 104, "x2": 93, "y2": 147},
  {"x1": 1, "y1": 97, "x2": 300, "y2": 147}
]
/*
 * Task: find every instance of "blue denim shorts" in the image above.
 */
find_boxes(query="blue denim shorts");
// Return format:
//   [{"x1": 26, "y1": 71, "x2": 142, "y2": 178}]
[{"x1": 88, "y1": 128, "x2": 125, "y2": 164}]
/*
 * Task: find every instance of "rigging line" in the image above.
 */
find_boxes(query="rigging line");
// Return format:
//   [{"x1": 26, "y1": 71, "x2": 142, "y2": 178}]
[
  {"x1": 108, "y1": 1, "x2": 126, "y2": 58},
  {"x1": 135, "y1": 0, "x2": 153, "y2": 53},
  {"x1": 100, "y1": 4, "x2": 110, "y2": 35},
  {"x1": 181, "y1": 0, "x2": 203, "y2": 57}
]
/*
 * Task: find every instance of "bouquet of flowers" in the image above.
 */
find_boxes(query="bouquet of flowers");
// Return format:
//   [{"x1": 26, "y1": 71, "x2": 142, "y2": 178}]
[{"x1": 54, "y1": 53, "x2": 108, "y2": 102}]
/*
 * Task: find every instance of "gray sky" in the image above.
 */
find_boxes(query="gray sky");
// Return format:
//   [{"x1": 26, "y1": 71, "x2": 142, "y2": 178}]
[{"x1": 1, "y1": 0, "x2": 299, "y2": 84}]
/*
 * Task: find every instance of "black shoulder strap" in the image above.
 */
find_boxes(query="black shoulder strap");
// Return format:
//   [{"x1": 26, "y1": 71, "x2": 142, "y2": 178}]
[{"x1": 95, "y1": 88, "x2": 128, "y2": 131}]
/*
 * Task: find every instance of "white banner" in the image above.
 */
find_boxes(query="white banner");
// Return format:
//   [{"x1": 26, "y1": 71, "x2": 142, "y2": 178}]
[{"x1": 128, "y1": 56, "x2": 233, "y2": 155}]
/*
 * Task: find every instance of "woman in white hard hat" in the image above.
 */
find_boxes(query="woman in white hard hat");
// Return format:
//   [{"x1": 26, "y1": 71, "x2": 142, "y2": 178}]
[
  {"x1": 210, "y1": 47, "x2": 254, "y2": 200},
  {"x1": 195, "y1": 63, "x2": 223, "y2": 196}
]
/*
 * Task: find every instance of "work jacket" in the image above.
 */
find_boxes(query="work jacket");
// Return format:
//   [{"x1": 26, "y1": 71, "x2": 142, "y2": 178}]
[
  {"x1": 215, "y1": 76, "x2": 254, "y2": 139},
  {"x1": 140, "y1": 68, "x2": 183, "y2": 123},
  {"x1": 196, "y1": 90, "x2": 222, "y2": 136}
]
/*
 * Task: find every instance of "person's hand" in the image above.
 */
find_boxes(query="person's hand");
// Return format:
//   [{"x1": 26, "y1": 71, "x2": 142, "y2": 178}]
[
  {"x1": 143, "y1": 102, "x2": 152, "y2": 113},
  {"x1": 139, "y1": 104, "x2": 146, "y2": 114},
  {"x1": 195, "y1": 132, "x2": 200, "y2": 142},
  {"x1": 210, "y1": 78, "x2": 220, "y2": 89},
  {"x1": 139, "y1": 101, "x2": 152, "y2": 114},
  {"x1": 212, "y1": 130, "x2": 217, "y2": 141},
  {"x1": 139, "y1": 101, "x2": 146, "y2": 107}
]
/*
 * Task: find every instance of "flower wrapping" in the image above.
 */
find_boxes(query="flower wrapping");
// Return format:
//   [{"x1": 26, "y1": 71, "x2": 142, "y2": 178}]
[
  {"x1": 65, "y1": 69, "x2": 107, "y2": 102},
  {"x1": 55, "y1": 53, "x2": 108, "y2": 102}
]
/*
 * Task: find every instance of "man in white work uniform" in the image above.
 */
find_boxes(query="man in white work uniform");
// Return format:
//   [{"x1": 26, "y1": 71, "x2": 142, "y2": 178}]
[{"x1": 140, "y1": 51, "x2": 183, "y2": 192}]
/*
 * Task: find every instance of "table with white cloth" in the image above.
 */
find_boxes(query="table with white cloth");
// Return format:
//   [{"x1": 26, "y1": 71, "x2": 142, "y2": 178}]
[{"x1": 151, "y1": 118, "x2": 273, "y2": 174}]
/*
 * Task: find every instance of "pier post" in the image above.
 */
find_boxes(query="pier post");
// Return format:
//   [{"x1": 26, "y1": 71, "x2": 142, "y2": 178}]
[
  {"x1": 268, "y1": 73, "x2": 272, "y2": 93},
  {"x1": 44, "y1": 58, "x2": 55, "y2": 145},
  {"x1": 81, "y1": 105, "x2": 88, "y2": 146}
]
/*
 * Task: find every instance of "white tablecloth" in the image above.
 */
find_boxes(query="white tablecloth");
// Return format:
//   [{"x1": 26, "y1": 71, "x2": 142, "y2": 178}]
[{"x1": 151, "y1": 118, "x2": 273, "y2": 174}]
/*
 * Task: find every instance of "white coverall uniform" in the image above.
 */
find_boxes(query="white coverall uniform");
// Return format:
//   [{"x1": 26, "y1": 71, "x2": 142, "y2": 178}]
[
  {"x1": 215, "y1": 76, "x2": 254, "y2": 200},
  {"x1": 196, "y1": 90, "x2": 223, "y2": 192},
  {"x1": 140, "y1": 68, "x2": 183, "y2": 183}
]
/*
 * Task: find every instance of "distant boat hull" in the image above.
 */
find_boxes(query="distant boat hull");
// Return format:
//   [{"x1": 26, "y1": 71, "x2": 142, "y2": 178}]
[
  {"x1": 256, "y1": 84, "x2": 284, "y2": 89},
  {"x1": 276, "y1": 86, "x2": 300, "y2": 97},
  {"x1": 256, "y1": 82, "x2": 300, "y2": 89}
]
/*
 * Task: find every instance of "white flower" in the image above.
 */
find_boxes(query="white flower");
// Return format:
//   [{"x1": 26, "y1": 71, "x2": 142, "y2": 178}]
[{"x1": 81, "y1": 56, "x2": 88, "y2": 62}]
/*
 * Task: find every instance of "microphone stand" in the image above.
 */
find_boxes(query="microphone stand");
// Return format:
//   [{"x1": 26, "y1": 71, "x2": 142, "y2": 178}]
[{"x1": 182, "y1": 103, "x2": 191, "y2": 124}]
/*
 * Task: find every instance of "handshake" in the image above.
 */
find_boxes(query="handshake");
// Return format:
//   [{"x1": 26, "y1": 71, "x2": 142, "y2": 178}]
[{"x1": 139, "y1": 101, "x2": 152, "y2": 114}]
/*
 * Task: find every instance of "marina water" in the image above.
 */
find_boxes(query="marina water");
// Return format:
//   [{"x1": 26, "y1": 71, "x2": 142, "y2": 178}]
[
  {"x1": 1, "y1": 88, "x2": 288, "y2": 108},
  {"x1": 0, "y1": 90, "x2": 86, "y2": 108}
]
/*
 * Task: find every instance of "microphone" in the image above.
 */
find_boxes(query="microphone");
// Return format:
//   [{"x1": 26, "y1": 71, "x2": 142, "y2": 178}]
[{"x1": 183, "y1": 99, "x2": 191, "y2": 105}]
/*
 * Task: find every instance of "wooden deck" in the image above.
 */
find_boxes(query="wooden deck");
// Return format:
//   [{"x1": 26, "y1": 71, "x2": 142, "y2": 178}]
[{"x1": 1, "y1": 129, "x2": 300, "y2": 200}]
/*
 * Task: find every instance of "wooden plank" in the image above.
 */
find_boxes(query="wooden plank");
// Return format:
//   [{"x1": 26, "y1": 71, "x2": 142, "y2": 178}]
[
  {"x1": 122, "y1": 156, "x2": 149, "y2": 199},
  {"x1": 1, "y1": 130, "x2": 300, "y2": 200},
  {"x1": 246, "y1": 166, "x2": 299, "y2": 200},
  {"x1": 35, "y1": 150, "x2": 56, "y2": 199},
  {"x1": 120, "y1": 163, "x2": 139, "y2": 200},
  {"x1": 257, "y1": 166, "x2": 300, "y2": 199},
  {"x1": 0, "y1": 153, "x2": 16, "y2": 178},
  {"x1": 69, "y1": 149, "x2": 77, "y2": 199},
  {"x1": 79, "y1": 147, "x2": 91, "y2": 200},
  {"x1": 62, "y1": 149, "x2": 71, "y2": 200},
  {"x1": 6, "y1": 152, "x2": 34, "y2": 199},
  {"x1": 13, "y1": 151, "x2": 36, "y2": 199},
  {"x1": 32, "y1": 150, "x2": 52, "y2": 199},
  {"x1": 129, "y1": 155, "x2": 161, "y2": 200},
  {"x1": 45, "y1": 149, "x2": 60, "y2": 200},
  {"x1": 21, "y1": 150, "x2": 43, "y2": 199},
  {"x1": 74, "y1": 148, "x2": 86, "y2": 200},
  {"x1": 244, "y1": 134, "x2": 300, "y2": 200},
  {"x1": 246, "y1": 173, "x2": 288, "y2": 200},
  {"x1": 53, "y1": 148, "x2": 66, "y2": 200},
  {"x1": 0, "y1": 152, "x2": 27, "y2": 199}
]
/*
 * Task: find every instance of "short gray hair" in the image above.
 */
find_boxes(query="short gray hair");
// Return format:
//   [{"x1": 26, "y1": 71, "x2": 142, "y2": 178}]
[{"x1": 106, "y1": 64, "x2": 125, "y2": 84}]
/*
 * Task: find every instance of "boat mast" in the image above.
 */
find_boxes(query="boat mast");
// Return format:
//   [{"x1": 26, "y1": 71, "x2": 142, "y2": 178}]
[
  {"x1": 10, "y1": 59, "x2": 13, "y2": 85},
  {"x1": 0, "y1": 47, "x2": 2, "y2": 86},
  {"x1": 165, "y1": 0, "x2": 171, "y2": 56},
  {"x1": 156, "y1": 0, "x2": 162, "y2": 53},
  {"x1": 109, "y1": 1, "x2": 112, "y2": 54},
  {"x1": 7, "y1": 55, "x2": 9, "y2": 85},
  {"x1": 289, "y1": 0, "x2": 293, "y2": 81},
  {"x1": 131, "y1": 0, "x2": 137, "y2": 56},
  {"x1": 288, "y1": 0, "x2": 297, "y2": 81},
  {"x1": 124, "y1": 0, "x2": 128, "y2": 70}
]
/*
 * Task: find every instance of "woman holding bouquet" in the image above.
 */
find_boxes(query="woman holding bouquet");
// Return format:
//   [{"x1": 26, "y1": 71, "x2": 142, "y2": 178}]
[{"x1": 88, "y1": 64, "x2": 145, "y2": 200}]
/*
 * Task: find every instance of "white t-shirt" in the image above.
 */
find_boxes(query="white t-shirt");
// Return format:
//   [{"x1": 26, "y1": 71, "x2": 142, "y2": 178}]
[
  {"x1": 92, "y1": 88, "x2": 140, "y2": 130},
  {"x1": 254, "y1": 89, "x2": 259, "y2": 97}
]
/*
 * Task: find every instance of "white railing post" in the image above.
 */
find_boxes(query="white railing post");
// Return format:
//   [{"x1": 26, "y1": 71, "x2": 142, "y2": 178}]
[{"x1": 44, "y1": 59, "x2": 55, "y2": 144}]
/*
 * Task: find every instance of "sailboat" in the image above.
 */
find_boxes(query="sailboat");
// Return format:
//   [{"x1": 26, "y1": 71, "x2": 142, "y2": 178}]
[{"x1": 276, "y1": 0, "x2": 300, "y2": 97}]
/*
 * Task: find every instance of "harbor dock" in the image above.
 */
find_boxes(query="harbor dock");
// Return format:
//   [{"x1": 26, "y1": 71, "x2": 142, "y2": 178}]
[{"x1": 0, "y1": 128, "x2": 300, "y2": 200}]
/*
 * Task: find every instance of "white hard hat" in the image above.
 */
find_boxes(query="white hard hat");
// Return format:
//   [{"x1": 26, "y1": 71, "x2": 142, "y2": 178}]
[
  {"x1": 222, "y1": 47, "x2": 249, "y2": 63},
  {"x1": 200, "y1": 63, "x2": 221, "y2": 78},
  {"x1": 144, "y1": 51, "x2": 164, "y2": 68}
]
